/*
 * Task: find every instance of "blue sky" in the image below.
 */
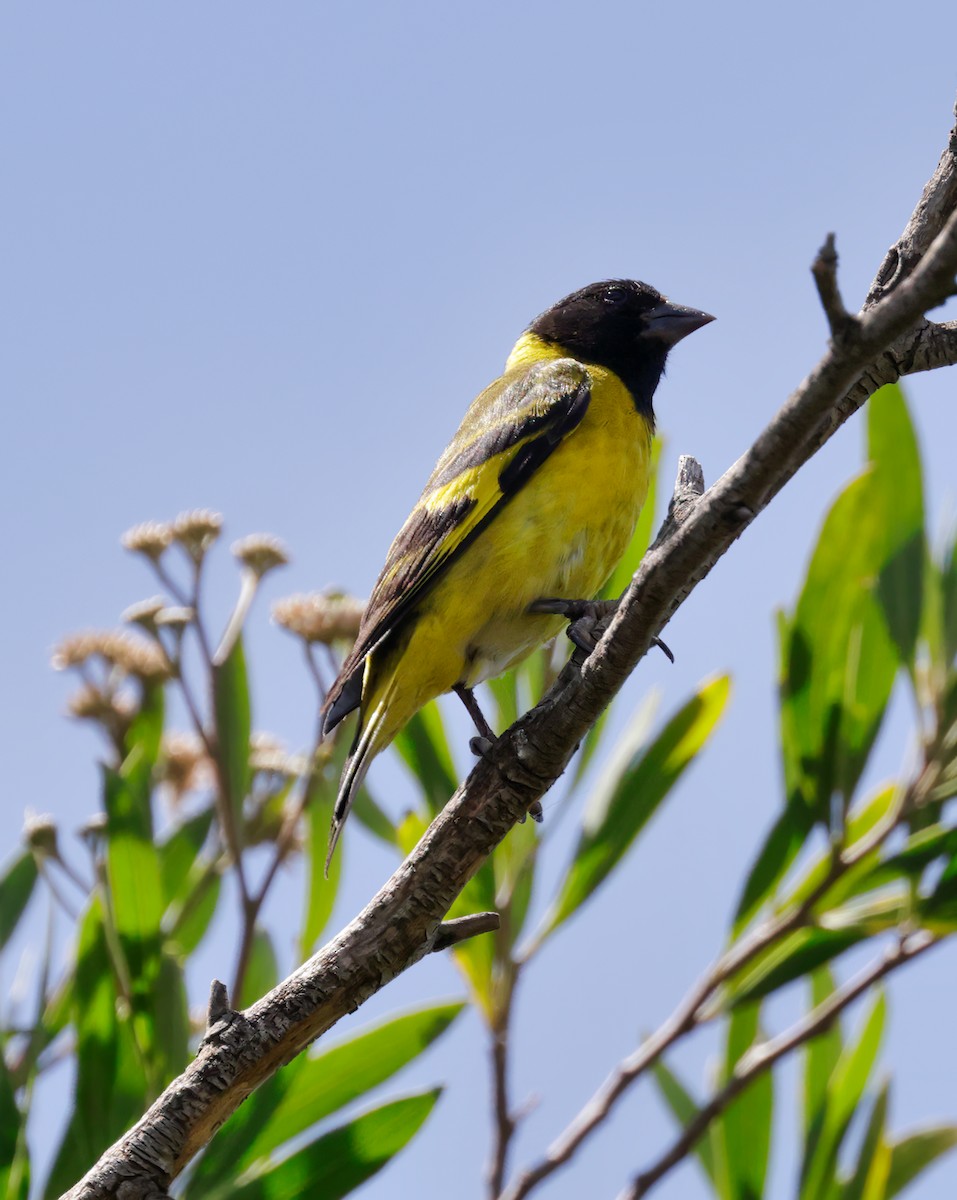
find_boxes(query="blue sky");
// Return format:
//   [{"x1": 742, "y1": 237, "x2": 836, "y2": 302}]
[{"x1": 3, "y1": 3, "x2": 957, "y2": 1197}]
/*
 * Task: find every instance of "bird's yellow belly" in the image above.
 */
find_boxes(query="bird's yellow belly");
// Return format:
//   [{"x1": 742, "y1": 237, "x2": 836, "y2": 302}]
[{"x1": 410, "y1": 380, "x2": 653, "y2": 691}]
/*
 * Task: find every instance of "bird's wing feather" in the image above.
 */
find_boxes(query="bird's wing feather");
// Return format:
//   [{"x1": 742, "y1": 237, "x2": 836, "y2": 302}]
[{"x1": 323, "y1": 357, "x2": 591, "y2": 730}]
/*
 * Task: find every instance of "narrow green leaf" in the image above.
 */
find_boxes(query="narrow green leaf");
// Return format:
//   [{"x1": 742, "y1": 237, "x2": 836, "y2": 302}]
[
  {"x1": 778, "y1": 786, "x2": 897, "y2": 917},
  {"x1": 394, "y1": 702, "x2": 457, "y2": 815},
  {"x1": 721, "y1": 1001, "x2": 772, "y2": 1199},
  {"x1": 238, "y1": 927, "x2": 279, "y2": 1009},
  {"x1": 887, "y1": 1125, "x2": 957, "y2": 1197},
  {"x1": 43, "y1": 898, "x2": 146, "y2": 1198},
  {"x1": 212, "y1": 635, "x2": 252, "y2": 840},
  {"x1": 650, "y1": 1060, "x2": 717, "y2": 1185},
  {"x1": 158, "y1": 809, "x2": 214, "y2": 905},
  {"x1": 942, "y1": 532, "x2": 957, "y2": 665},
  {"x1": 782, "y1": 471, "x2": 899, "y2": 821},
  {"x1": 727, "y1": 928, "x2": 865, "y2": 1010},
  {"x1": 493, "y1": 816, "x2": 538, "y2": 950},
  {"x1": 397, "y1": 811, "x2": 496, "y2": 1014},
  {"x1": 302, "y1": 784, "x2": 340, "y2": 958},
  {"x1": 541, "y1": 677, "x2": 730, "y2": 940},
  {"x1": 733, "y1": 803, "x2": 814, "y2": 934},
  {"x1": 804, "y1": 967, "x2": 842, "y2": 1135},
  {"x1": 0, "y1": 851, "x2": 38, "y2": 952},
  {"x1": 0, "y1": 1048, "x2": 23, "y2": 1181},
  {"x1": 229, "y1": 1090, "x2": 441, "y2": 1200},
  {"x1": 868, "y1": 384, "x2": 925, "y2": 666},
  {"x1": 842, "y1": 1083, "x2": 890, "y2": 1200},
  {"x1": 235, "y1": 1004, "x2": 463, "y2": 1173},
  {"x1": 167, "y1": 866, "x2": 222, "y2": 957},
  {"x1": 800, "y1": 992, "x2": 886, "y2": 1200}
]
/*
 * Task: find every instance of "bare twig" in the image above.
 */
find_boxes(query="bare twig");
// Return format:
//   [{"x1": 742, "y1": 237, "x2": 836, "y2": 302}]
[
  {"x1": 498, "y1": 763, "x2": 913, "y2": 1200},
  {"x1": 621, "y1": 933, "x2": 938, "y2": 1200},
  {"x1": 432, "y1": 912, "x2": 501, "y2": 951},
  {"x1": 811, "y1": 233, "x2": 857, "y2": 339}
]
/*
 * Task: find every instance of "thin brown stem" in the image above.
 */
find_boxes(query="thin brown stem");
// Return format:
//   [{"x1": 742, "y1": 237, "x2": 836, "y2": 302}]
[
  {"x1": 622, "y1": 933, "x2": 938, "y2": 1200},
  {"x1": 499, "y1": 779, "x2": 911, "y2": 1200}
]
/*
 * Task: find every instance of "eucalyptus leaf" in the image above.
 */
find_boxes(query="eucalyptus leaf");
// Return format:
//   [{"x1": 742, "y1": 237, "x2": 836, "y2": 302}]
[
  {"x1": 540, "y1": 677, "x2": 730, "y2": 941},
  {"x1": 887, "y1": 1124, "x2": 957, "y2": 1197},
  {"x1": 232, "y1": 1005, "x2": 462, "y2": 1175},
  {"x1": 0, "y1": 851, "x2": 38, "y2": 952},
  {"x1": 212, "y1": 635, "x2": 252, "y2": 841},
  {"x1": 227, "y1": 1090, "x2": 441, "y2": 1200},
  {"x1": 800, "y1": 992, "x2": 886, "y2": 1200}
]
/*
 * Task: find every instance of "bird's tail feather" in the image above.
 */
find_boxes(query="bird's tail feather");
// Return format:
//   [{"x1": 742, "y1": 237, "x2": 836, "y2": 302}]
[{"x1": 324, "y1": 684, "x2": 394, "y2": 875}]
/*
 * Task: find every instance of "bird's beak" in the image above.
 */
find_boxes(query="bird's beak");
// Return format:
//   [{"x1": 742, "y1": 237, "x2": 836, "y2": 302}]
[{"x1": 640, "y1": 301, "x2": 715, "y2": 346}]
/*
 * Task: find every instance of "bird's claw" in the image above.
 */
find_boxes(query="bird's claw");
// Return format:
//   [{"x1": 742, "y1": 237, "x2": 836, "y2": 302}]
[
  {"x1": 529, "y1": 596, "x2": 675, "y2": 662},
  {"x1": 469, "y1": 734, "x2": 495, "y2": 757}
]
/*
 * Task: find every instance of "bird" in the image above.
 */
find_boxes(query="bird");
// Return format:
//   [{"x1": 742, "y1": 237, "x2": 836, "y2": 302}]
[{"x1": 322, "y1": 279, "x2": 713, "y2": 866}]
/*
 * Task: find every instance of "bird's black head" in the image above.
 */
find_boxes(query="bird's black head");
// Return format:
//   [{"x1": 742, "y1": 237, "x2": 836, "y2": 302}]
[{"x1": 528, "y1": 279, "x2": 713, "y2": 421}]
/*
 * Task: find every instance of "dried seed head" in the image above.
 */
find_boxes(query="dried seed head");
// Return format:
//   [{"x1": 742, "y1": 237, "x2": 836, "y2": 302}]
[
  {"x1": 23, "y1": 810, "x2": 60, "y2": 859},
  {"x1": 250, "y1": 731, "x2": 305, "y2": 776},
  {"x1": 154, "y1": 606, "x2": 195, "y2": 631},
  {"x1": 232, "y1": 534, "x2": 290, "y2": 579},
  {"x1": 173, "y1": 509, "x2": 223, "y2": 563},
  {"x1": 121, "y1": 521, "x2": 174, "y2": 560},
  {"x1": 66, "y1": 682, "x2": 136, "y2": 726},
  {"x1": 161, "y1": 731, "x2": 212, "y2": 801},
  {"x1": 272, "y1": 590, "x2": 365, "y2": 645},
  {"x1": 52, "y1": 630, "x2": 171, "y2": 684},
  {"x1": 78, "y1": 812, "x2": 108, "y2": 850},
  {"x1": 122, "y1": 596, "x2": 168, "y2": 634}
]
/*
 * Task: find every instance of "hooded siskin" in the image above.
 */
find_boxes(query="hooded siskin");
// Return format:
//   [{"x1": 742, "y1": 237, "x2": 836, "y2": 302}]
[{"x1": 322, "y1": 279, "x2": 713, "y2": 865}]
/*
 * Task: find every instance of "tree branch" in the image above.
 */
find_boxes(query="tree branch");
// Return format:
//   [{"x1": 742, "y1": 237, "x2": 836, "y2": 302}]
[
  {"x1": 64, "y1": 110, "x2": 957, "y2": 1200},
  {"x1": 621, "y1": 933, "x2": 938, "y2": 1200}
]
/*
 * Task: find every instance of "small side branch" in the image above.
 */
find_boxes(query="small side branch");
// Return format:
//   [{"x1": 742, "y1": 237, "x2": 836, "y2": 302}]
[
  {"x1": 431, "y1": 912, "x2": 500, "y2": 951},
  {"x1": 811, "y1": 233, "x2": 858, "y2": 340}
]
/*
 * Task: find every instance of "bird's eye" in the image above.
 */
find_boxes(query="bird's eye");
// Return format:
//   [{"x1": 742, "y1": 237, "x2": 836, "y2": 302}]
[{"x1": 602, "y1": 287, "x2": 629, "y2": 306}]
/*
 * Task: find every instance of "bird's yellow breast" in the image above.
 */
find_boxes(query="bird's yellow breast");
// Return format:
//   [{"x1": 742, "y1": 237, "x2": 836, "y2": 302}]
[{"x1": 406, "y1": 336, "x2": 653, "y2": 693}]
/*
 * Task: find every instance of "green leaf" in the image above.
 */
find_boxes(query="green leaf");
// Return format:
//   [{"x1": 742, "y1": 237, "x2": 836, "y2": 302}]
[
  {"x1": 726, "y1": 927, "x2": 865, "y2": 1010},
  {"x1": 493, "y1": 815, "x2": 538, "y2": 950},
  {"x1": 777, "y1": 786, "x2": 897, "y2": 919},
  {"x1": 800, "y1": 992, "x2": 886, "y2": 1200},
  {"x1": 228, "y1": 1090, "x2": 441, "y2": 1200},
  {"x1": 868, "y1": 384, "x2": 925, "y2": 665},
  {"x1": 733, "y1": 802, "x2": 814, "y2": 934},
  {"x1": 720, "y1": 1001, "x2": 772, "y2": 1199},
  {"x1": 238, "y1": 927, "x2": 279, "y2": 1009},
  {"x1": 842, "y1": 1083, "x2": 890, "y2": 1200},
  {"x1": 227, "y1": 1004, "x2": 462, "y2": 1178},
  {"x1": 887, "y1": 1124, "x2": 957, "y2": 1197},
  {"x1": 159, "y1": 809, "x2": 214, "y2": 905},
  {"x1": 0, "y1": 851, "x2": 38, "y2": 952},
  {"x1": 0, "y1": 1048, "x2": 23, "y2": 1188},
  {"x1": 804, "y1": 968, "x2": 843, "y2": 1135},
  {"x1": 650, "y1": 1060, "x2": 717, "y2": 1186},
  {"x1": 212, "y1": 635, "x2": 252, "y2": 842},
  {"x1": 396, "y1": 811, "x2": 496, "y2": 1014},
  {"x1": 43, "y1": 897, "x2": 146, "y2": 1198},
  {"x1": 541, "y1": 677, "x2": 730, "y2": 940},
  {"x1": 302, "y1": 783, "x2": 341, "y2": 958},
  {"x1": 781, "y1": 470, "x2": 899, "y2": 821},
  {"x1": 166, "y1": 865, "x2": 222, "y2": 957},
  {"x1": 394, "y1": 702, "x2": 457, "y2": 816},
  {"x1": 942, "y1": 532, "x2": 957, "y2": 666}
]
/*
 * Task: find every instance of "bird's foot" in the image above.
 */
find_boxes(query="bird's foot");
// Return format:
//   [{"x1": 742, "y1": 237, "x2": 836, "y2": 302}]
[
  {"x1": 529, "y1": 597, "x2": 674, "y2": 661},
  {"x1": 469, "y1": 734, "x2": 495, "y2": 757}
]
